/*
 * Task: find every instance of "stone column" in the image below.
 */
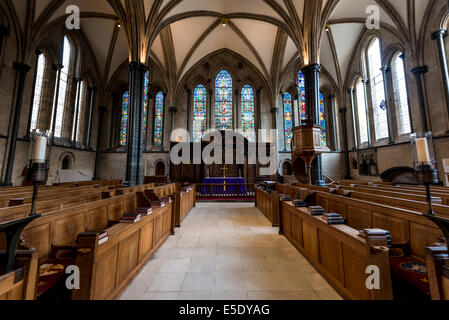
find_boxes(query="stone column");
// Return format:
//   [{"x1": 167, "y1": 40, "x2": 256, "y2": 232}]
[
  {"x1": 234, "y1": 89, "x2": 239, "y2": 130},
  {"x1": 348, "y1": 88, "x2": 358, "y2": 150},
  {"x1": 328, "y1": 94, "x2": 338, "y2": 151},
  {"x1": 339, "y1": 107, "x2": 351, "y2": 179},
  {"x1": 380, "y1": 66, "x2": 394, "y2": 144},
  {"x1": 169, "y1": 106, "x2": 177, "y2": 136},
  {"x1": 302, "y1": 64, "x2": 325, "y2": 186},
  {"x1": 126, "y1": 62, "x2": 148, "y2": 186},
  {"x1": 185, "y1": 87, "x2": 191, "y2": 134},
  {"x1": 2, "y1": 63, "x2": 31, "y2": 186},
  {"x1": 432, "y1": 29, "x2": 449, "y2": 131},
  {"x1": 208, "y1": 89, "x2": 213, "y2": 129},
  {"x1": 0, "y1": 26, "x2": 8, "y2": 55},
  {"x1": 362, "y1": 79, "x2": 373, "y2": 147},
  {"x1": 72, "y1": 76, "x2": 83, "y2": 146},
  {"x1": 94, "y1": 106, "x2": 106, "y2": 180},
  {"x1": 256, "y1": 88, "x2": 261, "y2": 141},
  {"x1": 85, "y1": 86, "x2": 96, "y2": 149},
  {"x1": 411, "y1": 66, "x2": 429, "y2": 132},
  {"x1": 50, "y1": 64, "x2": 63, "y2": 140}
]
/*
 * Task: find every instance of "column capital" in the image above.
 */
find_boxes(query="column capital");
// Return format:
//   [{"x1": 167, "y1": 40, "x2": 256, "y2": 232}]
[
  {"x1": 256, "y1": 88, "x2": 262, "y2": 95},
  {"x1": 35, "y1": 49, "x2": 43, "y2": 56},
  {"x1": 73, "y1": 76, "x2": 83, "y2": 83},
  {"x1": 169, "y1": 106, "x2": 177, "y2": 113},
  {"x1": 53, "y1": 64, "x2": 63, "y2": 71},
  {"x1": 361, "y1": 78, "x2": 369, "y2": 84},
  {"x1": 328, "y1": 93, "x2": 335, "y2": 100},
  {"x1": 128, "y1": 61, "x2": 149, "y2": 72},
  {"x1": 271, "y1": 107, "x2": 279, "y2": 114},
  {"x1": 88, "y1": 85, "x2": 97, "y2": 92},
  {"x1": 432, "y1": 29, "x2": 448, "y2": 40},
  {"x1": 380, "y1": 66, "x2": 390, "y2": 73},
  {"x1": 235, "y1": 89, "x2": 239, "y2": 96},
  {"x1": 411, "y1": 66, "x2": 429, "y2": 75},
  {"x1": 339, "y1": 107, "x2": 347, "y2": 114},
  {"x1": 13, "y1": 62, "x2": 31, "y2": 73},
  {"x1": 347, "y1": 88, "x2": 355, "y2": 94},
  {"x1": 301, "y1": 63, "x2": 321, "y2": 74},
  {"x1": 0, "y1": 25, "x2": 9, "y2": 36}
]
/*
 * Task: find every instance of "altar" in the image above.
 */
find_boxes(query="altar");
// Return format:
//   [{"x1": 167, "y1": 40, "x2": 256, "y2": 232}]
[{"x1": 202, "y1": 177, "x2": 247, "y2": 195}]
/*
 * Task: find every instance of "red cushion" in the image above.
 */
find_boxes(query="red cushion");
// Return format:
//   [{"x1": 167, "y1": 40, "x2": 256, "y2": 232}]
[{"x1": 390, "y1": 257, "x2": 430, "y2": 294}]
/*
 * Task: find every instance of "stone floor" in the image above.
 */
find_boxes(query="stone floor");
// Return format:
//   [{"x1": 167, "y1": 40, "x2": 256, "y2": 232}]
[{"x1": 119, "y1": 202, "x2": 342, "y2": 300}]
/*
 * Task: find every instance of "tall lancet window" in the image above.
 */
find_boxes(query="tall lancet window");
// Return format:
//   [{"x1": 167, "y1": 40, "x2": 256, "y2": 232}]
[
  {"x1": 72, "y1": 80, "x2": 85, "y2": 142},
  {"x1": 283, "y1": 92, "x2": 293, "y2": 151},
  {"x1": 215, "y1": 70, "x2": 233, "y2": 130},
  {"x1": 392, "y1": 53, "x2": 411, "y2": 135},
  {"x1": 120, "y1": 91, "x2": 129, "y2": 146},
  {"x1": 367, "y1": 38, "x2": 389, "y2": 140},
  {"x1": 297, "y1": 71, "x2": 306, "y2": 121},
  {"x1": 30, "y1": 52, "x2": 46, "y2": 132},
  {"x1": 192, "y1": 84, "x2": 207, "y2": 142},
  {"x1": 54, "y1": 36, "x2": 72, "y2": 138},
  {"x1": 153, "y1": 91, "x2": 164, "y2": 147},
  {"x1": 319, "y1": 92, "x2": 327, "y2": 146},
  {"x1": 241, "y1": 84, "x2": 256, "y2": 142},
  {"x1": 356, "y1": 79, "x2": 369, "y2": 144}
]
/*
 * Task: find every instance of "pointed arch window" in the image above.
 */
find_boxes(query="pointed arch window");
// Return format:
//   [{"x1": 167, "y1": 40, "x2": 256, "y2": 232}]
[
  {"x1": 30, "y1": 52, "x2": 46, "y2": 132},
  {"x1": 297, "y1": 71, "x2": 306, "y2": 121},
  {"x1": 356, "y1": 79, "x2": 369, "y2": 144},
  {"x1": 215, "y1": 70, "x2": 233, "y2": 130},
  {"x1": 72, "y1": 80, "x2": 85, "y2": 142},
  {"x1": 241, "y1": 84, "x2": 256, "y2": 142},
  {"x1": 367, "y1": 38, "x2": 389, "y2": 140},
  {"x1": 153, "y1": 91, "x2": 164, "y2": 147},
  {"x1": 192, "y1": 84, "x2": 207, "y2": 142},
  {"x1": 283, "y1": 92, "x2": 293, "y2": 151},
  {"x1": 392, "y1": 53, "x2": 411, "y2": 135},
  {"x1": 54, "y1": 36, "x2": 72, "y2": 138},
  {"x1": 319, "y1": 92, "x2": 327, "y2": 146},
  {"x1": 120, "y1": 91, "x2": 129, "y2": 146}
]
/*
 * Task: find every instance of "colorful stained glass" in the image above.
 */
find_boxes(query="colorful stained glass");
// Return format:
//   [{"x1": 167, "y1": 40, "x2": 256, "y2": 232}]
[
  {"x1": 120, "y1": 91, "x2": 129, "y2": 146},
  {"x1": 192, "y1": 84, "x2": 207, "y2": 142},
  {"x1": 153, "y1": 91, "x2": 164, "y2": 147},
  {"x1": 241, "y1": 84, "x2": 255, "y2": 142},
  {"x1": 142, "y1": 71, "x2": 150, "y2": 146},
  {"x1": 215, "y1": 70, "x2": 233, "y2": 130},
  {"x1": 319, "y1": 92, "x2": 327, "y2": 146},
  {"x1": 283, "y1": 93, "x2": 293, "y2": 150},
  {"x1": 298, "y1": 71, "x2": 306, "y2": 121}
]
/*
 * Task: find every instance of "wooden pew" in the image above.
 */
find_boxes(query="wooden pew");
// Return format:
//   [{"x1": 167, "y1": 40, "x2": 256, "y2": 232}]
[
  {"x1": 0, "y1": 250, "x2": 39, "y2": 300},
  {"x1": 426, "y1": 246, "x2": 449, "y2": 300},
  {"x1": 280, "y1": 201, "x2": 393, "y2": 300},
  {"x1": 255, "y1": 187, "x2": 279, "y2": 226}
]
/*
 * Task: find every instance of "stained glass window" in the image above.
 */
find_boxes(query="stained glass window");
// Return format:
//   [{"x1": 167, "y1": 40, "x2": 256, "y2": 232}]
[
  {"x1": 120, "y1": 91, "x2": 129, "y2": 146},
  {"x1": 215, "y1": 70, "x2": 233, "y2": 130},
  {"x1": 192, "y1": 84, "x2": 207, "y2": 142},
  {"x1": 142, "y1": 71, "x2": 150, "y2": 145},
  {"x1": 283, "y1": 92, "x2": 293, "y2": 150},
  {"x1": 298, "y1": 71, "x2": 306, "y2": 121},
  {"x1": 53, "y1": 36, "x2": 71, "y2": 138},
  {"x1": 153, "y1": 91, "x2": 164, "y2": 147},
  {"x1": 319, "y1": 92, "x2": 327, "y2": 146},
  {"x1": 30, "y1": 52, "x2": 46, "y2": 132},
  {"x1": 241, "y1": 84, "x2": 256, "y2": 142}
]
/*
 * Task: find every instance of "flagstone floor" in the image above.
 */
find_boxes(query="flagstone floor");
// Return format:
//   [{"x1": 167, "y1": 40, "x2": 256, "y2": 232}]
[{"x1": 119, "y1": 202, "x2": 342, "y2": 300}]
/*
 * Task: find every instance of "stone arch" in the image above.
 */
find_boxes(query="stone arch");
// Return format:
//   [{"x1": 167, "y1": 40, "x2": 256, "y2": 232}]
[
  {"x1": 59, "y1": 152, "x2": 76, "y2": 170},
  {"x1": 280, "y1": 159, "x2": 293, "y2": 176}
]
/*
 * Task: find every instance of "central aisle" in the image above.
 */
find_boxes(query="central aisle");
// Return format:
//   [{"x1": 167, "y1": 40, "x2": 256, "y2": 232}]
[{"x1": 119, "y1": 203, "x2": 341, "y2": 300}]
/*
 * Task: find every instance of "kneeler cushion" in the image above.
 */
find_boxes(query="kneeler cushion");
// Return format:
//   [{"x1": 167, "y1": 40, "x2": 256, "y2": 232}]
[
  {"x1": 390, "y1": 256, "x2": 430, "y2": 295},
  {"x1": 37, "y1": 262, "x2": 70, "y2": 296}
]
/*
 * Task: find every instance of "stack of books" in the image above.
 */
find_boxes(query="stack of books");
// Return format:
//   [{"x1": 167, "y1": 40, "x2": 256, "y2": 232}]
[
  {"x1": 279, "y1": 194, "x2": 291, "y2": 201},
  {"x1": 308, "y1": 206, "x2": 325, "y2": 216},
  {"x1": 358, "y1": 229, "x2": 392, "y2": 245},
  {"x1": 120, "y1": 212, "x2": 141, "y2": 223},
  {"x1": 161, "y1": 196, "x2": 172, "y2": 204},
  {"x1": 79, "y1": 231, "x2": 109, "y2": 245},
  {"x1": 151, "y1": 200, "x2": 166, "y2": 208},
  {"x1": 323, "y1": 213, "x2": 345, "y2": 225},
  {"x1": 292, "y1": 199, "x2": 307, "y2": 207},
  {"x1": 136, "y1": 207, "x2": 152, "y2": 216}
]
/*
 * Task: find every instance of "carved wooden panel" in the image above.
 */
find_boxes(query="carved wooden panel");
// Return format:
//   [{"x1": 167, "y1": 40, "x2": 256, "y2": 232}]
[
  {"x1": 21, "y1": 224, "x2": 50, "y2": 259},
  {"x1": 52, "y1": 213, "x2": 85, "y2": 245},
  {"x1": 86, "y1": 206, "x2": 108, "y2": 231},
  {"x1": 302, "y1": 219, "x2": 318, "y2": 259},
  {"x1": 108, "y1": 202, "x2": 123, "y2": 221},
  {"x1": 346, "y1": 205, "x2": 371, "y2": 230},
  {"x1": 290, "y1": 213, "x2": 301, "y2": 246},
  {"x1": 318, "y1": 230, "x2": 344, "y2": 283},
  {"x1": 93, "y1": 245, "x2": 117, "y2": 300},
  {"x1": 342, "y1": 243, "x2": 370, "y2": 300},
  {"x1": 117, "y1": 232, "x2": 139, "y2": 284},
  {"x1": 139, "y1": 221, "x2": 154, "y2": 260},
  {"x1": 410, "y1": 222, "x2": 442, "y2": 259}
]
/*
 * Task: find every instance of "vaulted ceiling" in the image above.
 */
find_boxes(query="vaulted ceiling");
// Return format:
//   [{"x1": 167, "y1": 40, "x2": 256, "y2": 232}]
[{"x1": 4, "y1": 0, "x2": 441, "y2": 97}]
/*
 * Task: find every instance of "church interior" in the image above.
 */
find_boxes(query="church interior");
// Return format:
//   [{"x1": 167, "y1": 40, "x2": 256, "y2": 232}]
[{"x1": 1, "y1": 0, "x2": 449, "y2": 303}]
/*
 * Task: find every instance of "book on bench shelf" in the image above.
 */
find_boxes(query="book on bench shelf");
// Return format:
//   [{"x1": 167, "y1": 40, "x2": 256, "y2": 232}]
[
  {"x1": 151, "y1": 200, "x2": 166, "y2": 208},
  {"x1": 136, "y1": 207, "x2": 153, "y2": 216},
  {"x1": 292, "y1": 199, "x2": 307, "y2": 207},
  {"x1": 358, "y1": 228, "x2": 392, "y2": 245},
  {"x1": 308, "y1": 206, "x2": 325, "y2": 216},
  {"x1": 79, "y1": 230, "x2": 109, "y2": 245},
  {"x1": 279, "y1": 194, "x2": 292, "y2": 201},
  {"x1": 160, "y1": 196, "x2": 172, "y2": 204},
  {"x1": 120, "y1": 212, "x2": 142, "y2": 223},
  {"x1": 323, "y1": 213, "x2": 345, "y2": 225}
]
